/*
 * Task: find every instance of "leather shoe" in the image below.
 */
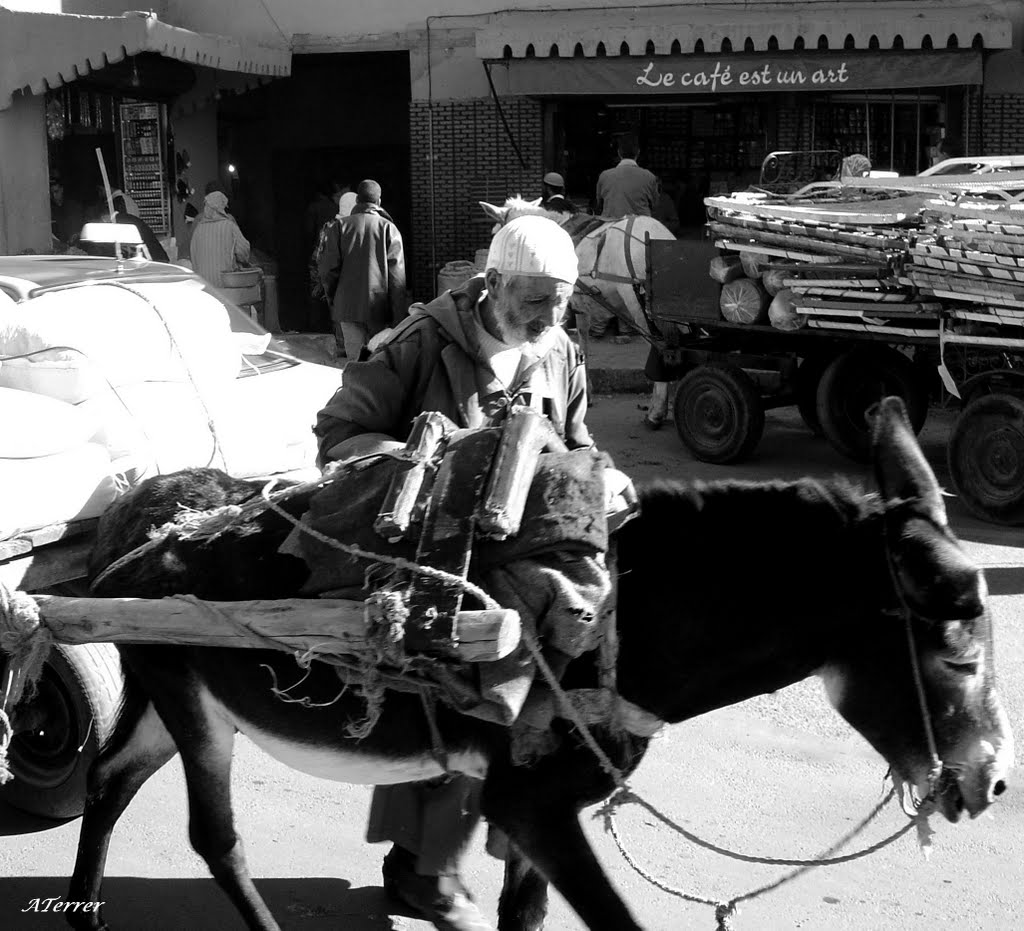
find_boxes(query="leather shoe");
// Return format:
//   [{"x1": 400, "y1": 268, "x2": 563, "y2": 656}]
[{"x1": 382, "y1": 847, "x2": 494, "y2": 931}]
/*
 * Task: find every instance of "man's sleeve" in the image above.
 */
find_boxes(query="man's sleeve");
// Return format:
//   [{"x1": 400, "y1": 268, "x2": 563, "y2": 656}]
[
  {"x1": 594, "y1": 172, "x2": 606, "y2": 215},
  {"x1": 317, "y1": 221, "x2": 341, "y2": 305},
  {"x1": 387, "y1": 227, "x2": 408, "y2": 323},
  {"x1": 564, "y1": 345, "x2": 593, "y2": 450},
  {"x1": 312, "y1": 334, "x2": 418, "y2": 465}
]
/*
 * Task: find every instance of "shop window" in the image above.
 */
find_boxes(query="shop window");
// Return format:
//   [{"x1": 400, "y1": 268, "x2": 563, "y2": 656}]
[
  {"x1": 574, "y1": 42, "x2": 585, "y2": 57},
  {"x1": 869, "y1": 35, "x2": 880, "y2": 50},
  {"x1": 892, "y1": 35, "x2": 904, "y2": 49},
  {"x1": 721, "y1": 38, "x2": 732, "y2": 53},
  {"x1": 694, "y1": 39, "x2": 705, "y2": 54},
  {"x1": 817, "y1": 34, "x2": 829, "y2": 50},
  {"x1": 844, "y1": 34, "x2": 855, "y2": 50},
  {"x1": 946, "y1": 34, "x2": 959, "y2": 49},
  {"x1": 620, "y1": 41, "x2": 631, "y2": 56},
  {"x1": 744, "y1": 37, "x2": 755, "y2": 52},
  {"x1": 921, "y1": 34, "x2": 933, "y2": 50},
  {"x1": 972, "y1": 33, "x2": 984, "y2": 49},
  {"x1": 767, "y1": 35, "x2": 779, "y2": 51},
  {"x1": 596, "y1": 41, "x2": 606, "y2": 57},
  {"x1": 794, "y1": 36, "x2": 805, "y2": 51},
  {"x1": 645, "y1": 40, "x2": 656, "y2": 56}
]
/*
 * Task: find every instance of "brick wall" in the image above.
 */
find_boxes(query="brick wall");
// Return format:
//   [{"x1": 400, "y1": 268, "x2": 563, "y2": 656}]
[
  {"x1": 981, "y1": 94, "x2": 1024, "y2": 155},
  {"x1": 409, "y1": 97, "x2": 544, "y2": 302}
]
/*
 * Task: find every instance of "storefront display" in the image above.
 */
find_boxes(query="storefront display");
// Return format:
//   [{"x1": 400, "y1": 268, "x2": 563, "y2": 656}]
[{"x1": 119, "y1": 102, "x2": 170, "y2": 235}]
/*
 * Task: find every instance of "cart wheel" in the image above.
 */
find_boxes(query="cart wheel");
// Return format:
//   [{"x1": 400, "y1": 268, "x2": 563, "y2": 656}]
[
  {"x1": 947, "y1": 393, "x2": 1024, "y2": 525},
  {"x1": 0, "y1": 643, "x2": 122, "y2": 819},
  {"x1": 794, "y1": 353, "x2": 835, "y2": 436},
  {"x1": 674, "y1": 363, "x2": 765, "y2": 463},
  {"x1": 816, "y1": 347, "x2": 928, "y2": 462}
]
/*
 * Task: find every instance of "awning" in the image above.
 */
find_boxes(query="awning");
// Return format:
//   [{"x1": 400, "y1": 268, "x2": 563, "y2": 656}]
[
  {"x1": 476, "y1": 2, "x2": 1012, "y2": 59},
  {"x1": 489, "y1": 50, "x2": 984, "y2": 98},
  {"x1": 0, "y1": 9, "x2": 291, "y2": 111}
]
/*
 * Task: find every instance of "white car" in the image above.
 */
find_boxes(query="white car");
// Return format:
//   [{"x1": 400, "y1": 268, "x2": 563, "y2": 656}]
[{"x1": 0, "y1": 248, "x2": 343, "y2": 818}]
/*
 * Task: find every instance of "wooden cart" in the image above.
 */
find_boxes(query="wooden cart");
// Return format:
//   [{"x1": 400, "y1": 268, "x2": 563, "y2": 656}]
[{"x1": 638, "y1": 221, "x2": 1024, "y2": 527}]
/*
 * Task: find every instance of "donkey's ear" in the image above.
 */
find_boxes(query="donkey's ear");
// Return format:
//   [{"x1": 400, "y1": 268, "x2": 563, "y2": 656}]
[
  {"x1": 479, "y1": 202, "x2": 508, "y2": 224},
  {"x1": 872, "y1": 396, "x2": 946, "y2": 526},
  {"x1": 529, "y1": 197, "x2": 543, "y2": 207}
]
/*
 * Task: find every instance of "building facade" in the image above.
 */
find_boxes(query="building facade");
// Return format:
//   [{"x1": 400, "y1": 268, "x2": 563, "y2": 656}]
[{"x1": 2, "y1": 1, "x2": 1024, "y2": 322}]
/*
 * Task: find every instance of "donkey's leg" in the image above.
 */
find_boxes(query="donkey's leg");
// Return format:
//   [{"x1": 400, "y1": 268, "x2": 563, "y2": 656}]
[
  {"x1": 170, "y1": 700, "x2": 279, "y2": 931},
  {"x1": 68, "y1": 691, "x2": 178, "y2": 931},
  {"x1": 497, "y1": 843, "x2": 549, "y2": 931},
  {"x1": 484, "y1": 785, "x2": 641, "y2": 931}
]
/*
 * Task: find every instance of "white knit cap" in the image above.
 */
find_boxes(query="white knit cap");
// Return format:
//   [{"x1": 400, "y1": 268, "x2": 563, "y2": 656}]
[{"x1": 486, "y1": 215, "x2": 578, "y2": 284}]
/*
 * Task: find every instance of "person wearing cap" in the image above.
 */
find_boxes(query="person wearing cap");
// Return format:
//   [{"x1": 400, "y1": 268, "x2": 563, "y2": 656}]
[
  {"x1": 318, "y1": 179, "x2": 407, "y2": 359},
  {"x1": 540, "y1": 171, "x2": 578, "y2": 215},
  {"x1": 312, "y1": 214, "x2": 591, "y2": 930}
]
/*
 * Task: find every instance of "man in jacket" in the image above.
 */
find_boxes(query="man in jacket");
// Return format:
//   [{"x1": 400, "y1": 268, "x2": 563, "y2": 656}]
[
  {"x1": 314, "y1": 215, "x2": 589, "y2": 930},
  {"x1": 189, "y1": 189, "x2": 251, "y2": 288},
  {"x1": 318, "y1": 179, "x2": 407, "y2": 360},
  {"x1": 594, "y1": 131, "x2": 660, "y2": 217}
]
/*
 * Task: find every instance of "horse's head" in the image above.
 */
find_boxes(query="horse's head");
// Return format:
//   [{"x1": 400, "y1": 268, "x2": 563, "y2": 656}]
[
  {"x1": 480, "y1": 196, "x2": 569, "y2": 235},
  {"x1": 820, "y1": 397, "x2": 1013, "y2": 823}
]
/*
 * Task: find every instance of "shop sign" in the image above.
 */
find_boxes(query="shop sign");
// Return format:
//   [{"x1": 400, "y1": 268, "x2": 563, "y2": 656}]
[{"x1": 496, "y1": 51, "x2": 982, "y2": 96}]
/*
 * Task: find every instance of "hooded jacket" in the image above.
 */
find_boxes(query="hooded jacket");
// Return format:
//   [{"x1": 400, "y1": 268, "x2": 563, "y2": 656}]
[
  {"x1": 190, "y1": 191, "x2": 250, "y2": 288},
  {"x1": 317, "y1": 202, "x2": 406, "y2": 328},
  {"x1": 314, "y1": 275, "x2": 591, "y2": 464}
]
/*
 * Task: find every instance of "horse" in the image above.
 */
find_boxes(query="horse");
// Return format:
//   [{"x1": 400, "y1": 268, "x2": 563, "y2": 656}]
[
  {"x1": 480, "y1": 196, "x2": 676, "y2": 423},
  {"x1": 66, "y1": 398, "x2": 1012, "y2": 931}
]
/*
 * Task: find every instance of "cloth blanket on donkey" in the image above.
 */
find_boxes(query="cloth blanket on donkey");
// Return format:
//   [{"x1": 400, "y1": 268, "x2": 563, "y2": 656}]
[{"x1": 297, "y1": 446, "x2": 611, "y2": 744}]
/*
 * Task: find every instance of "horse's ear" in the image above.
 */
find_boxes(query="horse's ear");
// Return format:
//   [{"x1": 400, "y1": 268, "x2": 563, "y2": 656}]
[
  {"x1": 872, "y1": 396, "x2": 946, "y2": 526},
  {"x1": 480, "y1": 202, "x2": 508, "y2": 224}
]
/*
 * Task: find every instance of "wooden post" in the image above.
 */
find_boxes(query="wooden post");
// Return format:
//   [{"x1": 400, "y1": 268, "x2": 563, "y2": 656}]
[
  {"x1": 375, "y1": 411, "x2": 455, "y2": 541},
  {"x1": 404, "y1": 428, "x2": 502, "y2": 653},
  {"x1": 19, "y1": 593, "x2": 521, "y2": 663},
  {"x1": 477, "y1": 408, "x2": 551, "y2": 540}
]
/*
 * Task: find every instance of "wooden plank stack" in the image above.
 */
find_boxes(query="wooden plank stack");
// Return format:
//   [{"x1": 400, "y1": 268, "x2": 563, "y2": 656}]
[
  {"x1": 704, "y1": 190, "x2": 939, "y2": 337},
  {"x1": 903, "y1": 200, "x2": 1024, "y2": 343}
]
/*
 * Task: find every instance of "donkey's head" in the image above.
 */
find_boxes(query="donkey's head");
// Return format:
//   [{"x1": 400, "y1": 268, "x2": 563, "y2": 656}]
[
  {"x1": 822, "y1": 397, "x2": 1013, "y2": 822},
  {"x1": 480, "y1": 196, "x2": 569, "y2": 234}
]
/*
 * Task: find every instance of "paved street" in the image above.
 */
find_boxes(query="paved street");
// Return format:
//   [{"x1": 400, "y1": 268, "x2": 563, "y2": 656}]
[{"x1": 1, "y1": 393, "x2": 1022, "y2": 931}]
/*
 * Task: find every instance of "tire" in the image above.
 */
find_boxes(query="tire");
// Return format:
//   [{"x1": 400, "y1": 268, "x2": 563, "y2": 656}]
[
  {"x1": 794, "y1": 353, "x2": 835, "y2": 436},
  {"x1": 674, "y1": 363, "x2": 765, "y2": 464},
  {"x1": 816, "y1": 347, "x2": 928, "y2": 463},
  {"x1": 0, "y1": 643, "x2": 122, "y2": 819},
  {"x1": 947, "y1": 393, "x2": 1024, "y2": 525}
]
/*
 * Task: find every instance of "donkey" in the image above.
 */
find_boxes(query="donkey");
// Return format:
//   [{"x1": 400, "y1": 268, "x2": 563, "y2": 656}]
[
  {"x1": 480, "y1": 196, "x2": 676, "y2": 424},
  {"x1": 67, "y1": 398, "x2": 1012, "y2": 931}
]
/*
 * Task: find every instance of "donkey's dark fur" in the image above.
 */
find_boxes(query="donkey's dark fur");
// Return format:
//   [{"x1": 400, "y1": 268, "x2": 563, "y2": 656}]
[{"x1": 67, "y1": 403, "x2": 1012, "y2": 931}]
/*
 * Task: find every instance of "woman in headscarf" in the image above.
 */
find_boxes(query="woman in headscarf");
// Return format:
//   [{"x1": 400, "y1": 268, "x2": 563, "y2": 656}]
[{"x1": 190, "y1": 189, "x2": 251, "y2": 288}]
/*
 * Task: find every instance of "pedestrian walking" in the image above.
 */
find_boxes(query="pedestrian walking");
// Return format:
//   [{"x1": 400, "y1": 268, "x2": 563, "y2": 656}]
[
  {"x1": 317, "y1": 179, "x2": 406, "y2": 359},
  {"x1": 594, "y1": 132, "x2": 660, "y2": 217}
]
